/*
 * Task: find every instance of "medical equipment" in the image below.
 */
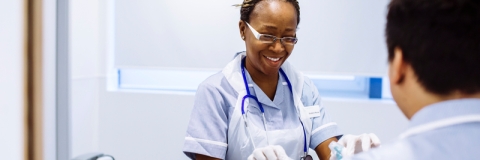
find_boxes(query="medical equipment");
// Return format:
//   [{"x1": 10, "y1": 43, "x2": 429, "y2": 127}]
[
  {"x1": 240, "y1": 57, "x2": 312, "y2": 160},
  {"x1": 72, "y1": 152, "x2": 115, "y2": 160},
  {"x1": 329, "y1": 141, "x2": 345, "y2": 160}
]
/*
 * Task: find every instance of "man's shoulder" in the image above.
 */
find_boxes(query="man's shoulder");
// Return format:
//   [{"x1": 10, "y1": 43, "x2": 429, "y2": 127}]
[{"x1": 350, "y1": 125, "x2": 480, "y2": 160}]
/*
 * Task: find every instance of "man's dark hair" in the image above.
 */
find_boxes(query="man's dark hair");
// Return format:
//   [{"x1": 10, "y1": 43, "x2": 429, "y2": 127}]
[{"x1": 386, "y1": 0, "x2": 480, "y2": 95}]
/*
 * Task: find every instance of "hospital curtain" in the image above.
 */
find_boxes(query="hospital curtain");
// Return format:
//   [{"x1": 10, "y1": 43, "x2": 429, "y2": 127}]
[{"x1": 24, "y1": 0, "x2": 44, "y2": 159}]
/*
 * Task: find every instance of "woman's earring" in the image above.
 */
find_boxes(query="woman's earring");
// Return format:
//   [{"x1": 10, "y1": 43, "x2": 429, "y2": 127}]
[{"x1": 242, "y1": 36, "x2": 245, "y2": 40}]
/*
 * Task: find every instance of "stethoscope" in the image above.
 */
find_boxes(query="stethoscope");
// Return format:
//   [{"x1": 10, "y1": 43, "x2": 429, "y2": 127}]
[{"x1": 240, "y1": 57, "x2": 312, "y2": 160}]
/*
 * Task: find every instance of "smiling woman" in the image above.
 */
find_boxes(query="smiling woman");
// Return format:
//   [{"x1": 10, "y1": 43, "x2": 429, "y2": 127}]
[
  {"x1": 240, "y1": 1, "x2": 299, "y2": 90},
  {"x1": 182, "y1": 1, "x2": 345, "y2": 160}
]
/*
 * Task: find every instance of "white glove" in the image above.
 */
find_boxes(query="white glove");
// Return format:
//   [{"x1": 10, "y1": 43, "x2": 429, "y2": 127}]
[
  {"x1": 247, "y1": 145, "x2": 293, "y2": 160},
  {"x1": 329, "y1": 133, "x2": 381, "y2": 160}
]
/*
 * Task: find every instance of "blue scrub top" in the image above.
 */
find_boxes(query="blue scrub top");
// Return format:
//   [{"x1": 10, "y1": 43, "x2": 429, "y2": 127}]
[
  {"x1": 347, "y1": 99, "x2": 480, "y2": 160},
  {"x1": 183, "y1": 69, "x2": 342, "y2": 159}
]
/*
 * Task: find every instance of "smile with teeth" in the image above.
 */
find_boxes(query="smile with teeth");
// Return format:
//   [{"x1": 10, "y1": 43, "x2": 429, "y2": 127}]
[{"x1": 265, "y1": 56, "x2": 281, "y2": 62}]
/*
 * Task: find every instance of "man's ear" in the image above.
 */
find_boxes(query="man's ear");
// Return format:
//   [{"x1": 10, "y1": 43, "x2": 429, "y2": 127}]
[
  {"x1": 389, "y1": 47, "x2": 406, "y2": 85},
  {"x1": 239, "y1": 20, "x2": 246, "y2": 40}
]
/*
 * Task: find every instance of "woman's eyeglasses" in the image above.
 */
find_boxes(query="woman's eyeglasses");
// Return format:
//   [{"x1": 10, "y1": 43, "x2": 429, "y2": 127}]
[{"x1": 245, "y1": 22, "x2": 298, "y2": 46}]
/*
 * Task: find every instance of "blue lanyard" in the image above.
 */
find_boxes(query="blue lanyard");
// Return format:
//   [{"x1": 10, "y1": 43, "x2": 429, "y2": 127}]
[{"x1": 240, "y1": 57, "x2": 309, "y2": 158}]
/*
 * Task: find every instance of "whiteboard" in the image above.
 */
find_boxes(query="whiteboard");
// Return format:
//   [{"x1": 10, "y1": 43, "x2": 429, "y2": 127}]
[{"x1": 114, "y1": 0, "x2": 389, "y2": 76}]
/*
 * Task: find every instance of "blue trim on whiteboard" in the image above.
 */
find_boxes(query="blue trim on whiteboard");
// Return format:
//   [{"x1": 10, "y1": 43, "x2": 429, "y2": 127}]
[
  {"x1": 116, "y1": 68, "x2": 389, "y2": 99},
  {"x1": 118, "y1": 69, "x2": 121, "y2": 88},
  {"x1": 369, "y1": 78, "x2": 382, "y2": 99}
]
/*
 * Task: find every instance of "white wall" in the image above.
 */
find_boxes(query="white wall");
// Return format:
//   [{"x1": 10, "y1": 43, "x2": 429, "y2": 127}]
[
  {"x1": 43, "y1": 0, "x2": 58, "y2": 159},
  {"x1": 0, "y1": 1, "x2": 25, "y2": 160},
  {"x1": 113, "y1": 0, "x2": 390, "y2": 76},
  {"x1": 323, "y1": 98, "x2": 408, "y2": 141},
  {"x1": 70, "y1": 0, "x2": 103, "y2": 158},
  {"x1": 98, "y1": 87, "x2": 196, "y2": 160}
]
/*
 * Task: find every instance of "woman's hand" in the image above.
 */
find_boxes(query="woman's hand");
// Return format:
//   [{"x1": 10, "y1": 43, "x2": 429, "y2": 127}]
[{"x1": 247, "y1": 145, "x2": 292, "y2": 160}]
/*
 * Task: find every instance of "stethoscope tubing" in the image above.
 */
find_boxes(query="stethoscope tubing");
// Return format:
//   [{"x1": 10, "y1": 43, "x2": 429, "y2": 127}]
[{"x1": 240, "y1": 57, "x2": 309, "y2": 157}]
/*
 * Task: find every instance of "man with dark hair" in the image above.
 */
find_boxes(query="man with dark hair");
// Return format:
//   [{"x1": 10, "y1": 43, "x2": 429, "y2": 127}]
[{"x1": 345, "y1": 0, "x2": 480, "y2": 159}]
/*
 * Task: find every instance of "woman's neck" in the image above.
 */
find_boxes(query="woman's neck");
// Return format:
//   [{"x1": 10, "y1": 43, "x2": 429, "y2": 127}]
[{"x1": 245, "y1": 59, "x2": 279, "y2": 100}]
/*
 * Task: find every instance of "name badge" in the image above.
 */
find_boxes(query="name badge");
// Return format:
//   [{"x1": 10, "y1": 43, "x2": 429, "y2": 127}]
[{"x1": 305, "y1": 105, "x2": 321, "y2": 118}]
